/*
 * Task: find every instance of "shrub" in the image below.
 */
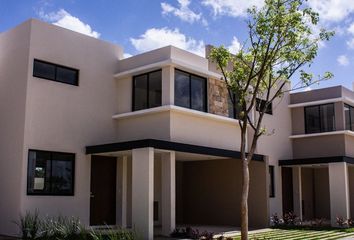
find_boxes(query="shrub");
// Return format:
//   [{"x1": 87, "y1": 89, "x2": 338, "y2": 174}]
[
  {"x1": 283, "y1": 212, "x2": 298, "y2": 226},
  {"x1": 14, "y1": 210, "x2": 41, "y2": 240},
  {"x1": 270, "y1": 213, "x2": 282, "y2": 227},
  {"x1": 170, "y1": 227, "x2": 214, "y2": 239},
  {"x1": 336, "y1": 216, "x2": 347, "y2": 227},
  {"x1": 348, "y1": 218, "x2": 354, "y2": 227}
]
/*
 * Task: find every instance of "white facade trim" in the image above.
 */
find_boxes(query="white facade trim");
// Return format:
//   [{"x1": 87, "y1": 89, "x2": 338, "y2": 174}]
[
  {"x1": 114, "y1": 58, "x2": 223, "y2": 80},
  {"x1": 112, "y1": 105, "x2": 240, "y2": 125},
  {"x1": 289, "y1": 97, "x2": 354, "y2": 108},
  {"x1": 289, "y1": 130, "x2": 354, "y2": 139}
]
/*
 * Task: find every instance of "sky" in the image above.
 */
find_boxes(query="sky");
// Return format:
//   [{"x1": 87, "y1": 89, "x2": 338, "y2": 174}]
[{"x1": 1, "y1": 0, "x2": 354, "y2": 91}]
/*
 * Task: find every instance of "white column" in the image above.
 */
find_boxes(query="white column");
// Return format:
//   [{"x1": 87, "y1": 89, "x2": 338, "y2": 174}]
[
  {"x1": 161, "y1": 152, "x2": 176, "y2": 236},
  {"x1": 132, "y1": 148, "x2": 154, "y2": 240},
  {"x1": 162, "y1": 66, "x2": 174, "y2": 105},
  {"x1": 292, "y1": 167, "x2": 303, "y2": 221},
  {"x1": 329, "y1": 162, "x2": 350, "y2": 226},
  {"x1": 116, "y1": 156, "x2": 128, "y2": 228}
]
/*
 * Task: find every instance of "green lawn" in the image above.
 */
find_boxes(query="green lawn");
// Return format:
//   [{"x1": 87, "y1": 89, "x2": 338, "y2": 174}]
[{"x1": 232, "y1": 229, "x2": 354, "y2": 240}]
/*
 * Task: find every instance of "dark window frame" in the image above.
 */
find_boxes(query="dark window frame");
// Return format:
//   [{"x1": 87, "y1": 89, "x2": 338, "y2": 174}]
[
  {"x1": 256, "y1": 98, "x2": 273, "y2": 115},
  {"x1": 228, "y1": 93, "x2": 240, "y2": 119},
  {"x1": 269, "y1": 165, "x2": 275, "y2": 198},
  {"x1": 304, "y1": 103, "x2": 336, "y2": 134},
  {"x1": 33, "y1": 59, "x2": 79, "y2": 86},
  {"x1": 27, "y1": 149, "x2": 75, "y2": 196},
  {"x1": 345, "y1": 104, "x2": 354, "y2": 131},
  {"x1": 132, "y1": 69, "x2": 162, "y2": 111},
  {"x1": 174, "y1": 68, "x2": 208, "y2": 112}
]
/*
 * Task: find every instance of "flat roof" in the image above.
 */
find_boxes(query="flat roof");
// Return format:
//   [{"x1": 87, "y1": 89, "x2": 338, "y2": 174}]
[{"x1": 86, "y1": 139, "x2": 265, "y2": 161}]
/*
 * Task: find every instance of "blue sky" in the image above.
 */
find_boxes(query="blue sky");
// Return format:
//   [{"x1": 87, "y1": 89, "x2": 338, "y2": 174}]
[{"x1": 1, "y1": 0, "x2": 354, "y2": 90}]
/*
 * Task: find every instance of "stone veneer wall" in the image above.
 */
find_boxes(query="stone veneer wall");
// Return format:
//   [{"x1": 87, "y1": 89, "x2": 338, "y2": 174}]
[{"x1": 208, "y1": 78, "x2": 230, "y2": 117}]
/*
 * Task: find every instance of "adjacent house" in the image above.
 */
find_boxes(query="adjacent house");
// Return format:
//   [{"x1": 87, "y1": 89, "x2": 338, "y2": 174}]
[{"x1": 0, "y1": 19, "x2": 353, "y2": 239}]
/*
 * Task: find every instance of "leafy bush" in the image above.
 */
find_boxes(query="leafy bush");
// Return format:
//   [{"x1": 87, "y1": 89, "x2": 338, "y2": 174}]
[
  {"x1": 283, "y1": 212, "x2": 298, "y2": 226},
  {"x1": 270, "y1": 213, "x2": 282, "y2": 227},
  {"x1": 336, "y1": 216, "x2": 347, "y2": 227},
  {"x1": 170, "y1": 227, "x2": 214, "y2": 239}
]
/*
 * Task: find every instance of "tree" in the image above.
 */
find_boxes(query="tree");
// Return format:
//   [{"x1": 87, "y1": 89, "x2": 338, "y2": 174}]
[{"x1": 209, "y1": 0, "x2": 334, "y2": 239}]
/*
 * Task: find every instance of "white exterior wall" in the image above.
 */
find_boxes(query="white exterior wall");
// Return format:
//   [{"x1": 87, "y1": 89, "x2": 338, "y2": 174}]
[
  {"x1": 0, "y1": 20, "x2": 31, "y2": 236},
  {"x1": 255, "y1": 90, "x2": 293, "y2": 218},
  {"x1": 7, "y1": 19, "x2": 123, "y2": 230}
]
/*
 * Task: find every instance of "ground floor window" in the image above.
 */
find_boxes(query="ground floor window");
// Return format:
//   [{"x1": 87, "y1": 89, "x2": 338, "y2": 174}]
[{"x1": 27, "y1": 149, "x2": 75, "y2": 196}]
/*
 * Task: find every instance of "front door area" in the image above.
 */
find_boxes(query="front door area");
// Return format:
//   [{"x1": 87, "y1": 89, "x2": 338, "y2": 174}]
[{"x1": 90, "y1": 155, "x2": 117, "y2": 225}]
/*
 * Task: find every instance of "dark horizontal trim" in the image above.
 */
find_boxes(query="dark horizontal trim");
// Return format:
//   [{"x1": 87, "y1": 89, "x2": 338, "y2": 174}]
[
  {"x1": 86, "y1": 139, "x2": 264, "y2": 161},
  {"x1": 279, "y1": 156, "x2": 354, "y2": 166}
]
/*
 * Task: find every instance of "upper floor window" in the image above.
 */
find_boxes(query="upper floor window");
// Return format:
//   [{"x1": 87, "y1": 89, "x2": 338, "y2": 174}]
[
  {"x1": 256, "y1": 98, "x2": 272, "y2": 115},
  {"x1": 344, "y1": 104, "x2": 354, "y2": 131},
  {"x1": 305, "y1": 103, "x2": 335, "y2": 134},
  {"x1": 228, "y1": 94, "x2": 240, "y2": 119},
  {"x1": 33, "y1": 59, "x2": 79, "y2": 86},
  {"x1": 27, "y1": 150, "x2": 75, "y2": 196},
  {"x1": 175, "y1": 69, "x2": 207, "y2": 112},
  {"x1": 133, "y1": 70, "x2": 162, "y2": 111}
]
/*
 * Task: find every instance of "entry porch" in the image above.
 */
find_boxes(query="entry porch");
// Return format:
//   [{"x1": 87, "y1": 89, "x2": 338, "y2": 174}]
[{"x1": 86, "y1": 139, "x2": 268, "y2": 239}]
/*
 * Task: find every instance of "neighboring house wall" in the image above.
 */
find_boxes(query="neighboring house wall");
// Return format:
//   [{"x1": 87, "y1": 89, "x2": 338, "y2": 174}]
[
  {"x1": 293, "y1": 135, "x2": 346, "y2": 159},
  {"x1": 0, "y1": 20, "x2": 31, "y2": 236}
]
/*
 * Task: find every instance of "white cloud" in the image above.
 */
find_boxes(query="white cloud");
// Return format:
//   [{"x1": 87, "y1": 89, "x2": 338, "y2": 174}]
[
  {"x1": 346, "y1": 22, "x2": 354, "y2": 49},
  {"x1": 161, "y1": 0, "x2": 207, "y2": 25},
  {"x1": 130, "y1": 27, "x2": 205, "y2": 56},
  {"x1": 337, "y1": 55, "x2": 350, "y2": 66},
  {"x1": 39, "y1": 9, "x2": 100, "y2": 38},
  {"x1": 123, "y1": 53, "x2": 133, "y2": 58},
  {"x1": 228, "y1": 36, "x2": 241, "y2": 54},
  {"x1": 201, "y1": 0, "x2": 264, "y2": 17},
  {"x1": 307, "y1": 0, "x2": 354, "y2": 23}
]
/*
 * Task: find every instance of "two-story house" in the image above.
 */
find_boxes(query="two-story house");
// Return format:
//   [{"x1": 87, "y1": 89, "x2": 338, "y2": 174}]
[{"x1": 0, "y1": 18, "x2": 352, "y2": 240}]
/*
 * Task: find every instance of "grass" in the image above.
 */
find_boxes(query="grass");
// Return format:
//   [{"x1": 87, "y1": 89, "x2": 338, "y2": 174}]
[{"x1": 232, "y1": 228, "x2": 354, "y2": 240}]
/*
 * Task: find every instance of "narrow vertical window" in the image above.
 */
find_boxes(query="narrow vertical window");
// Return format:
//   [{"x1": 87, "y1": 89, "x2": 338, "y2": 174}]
[{"x1": 269, "y1": 166, "x2": 275, "y2": 198}]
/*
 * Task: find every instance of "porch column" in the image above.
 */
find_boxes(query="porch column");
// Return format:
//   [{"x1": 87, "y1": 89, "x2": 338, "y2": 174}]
[
  {"x1": 329, "y1": 162, "x2": 350, "y2": 226},
  {"x1": 132, "y1": 148, "x2": 154, "y2": 240},
  {"x1": 292, "y1": 167, "x2": 303, "y2": 220},
  {"x1": 161, "y1": 152, "x2": 176, "y2": 236},
  {"x1": 116, "y1": 156, "x2": 128, "y2": 228}
]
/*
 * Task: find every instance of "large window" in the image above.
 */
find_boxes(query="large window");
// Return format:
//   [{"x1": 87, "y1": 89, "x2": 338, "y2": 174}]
[
  {"x1": 305, "y1": 104, "x2": 335, "y2": 134},
  {"x1": 133, "y1": 70, "x2": 162, "y2": 111},
  {"x1": 33, "y1": 59, "x2": 79, "y2": 86},
  {"x1": 345, "y1": 104, "x2": 354, "y2": 131},
  {"x1": 27, "y1": 150, "x2": 75, "y2": 196},
  {"x1": 175, "y1": 69, "x2": 207, "y2": 112}
]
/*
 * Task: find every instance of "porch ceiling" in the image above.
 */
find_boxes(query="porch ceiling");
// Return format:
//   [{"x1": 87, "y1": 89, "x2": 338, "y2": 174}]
[{"x1": 85, "y1": 139, "x2": 265, "y2": 161}]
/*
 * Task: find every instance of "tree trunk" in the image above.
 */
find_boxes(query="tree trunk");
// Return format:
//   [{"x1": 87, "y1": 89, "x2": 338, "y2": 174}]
[{"x1": 240, "y1": 157, "x2": 250, "y2": 240}]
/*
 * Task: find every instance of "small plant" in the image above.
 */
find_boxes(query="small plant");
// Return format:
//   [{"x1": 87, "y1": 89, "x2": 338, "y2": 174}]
[
  {"x1": 310, "y1": 218, "x2": 326, "y2": 227},
  {"x1": 14, "y1": 210, "x2": 41, "y2": 240},
  {"x1": 271, "y1": 213, "x2": 282, "y2": 227},
  {"x1": 348, "y1": 218, "x2": 354, "y2": 227},
  {"x1": 170, "y1": 227, "x2": 213, "y2": 239},
  {"x1": 336, "y1": 216, "x2": 347, "y2": 227},
  {"x1": 283, "y1": 212, "x2": 298, "y2": 226}
]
